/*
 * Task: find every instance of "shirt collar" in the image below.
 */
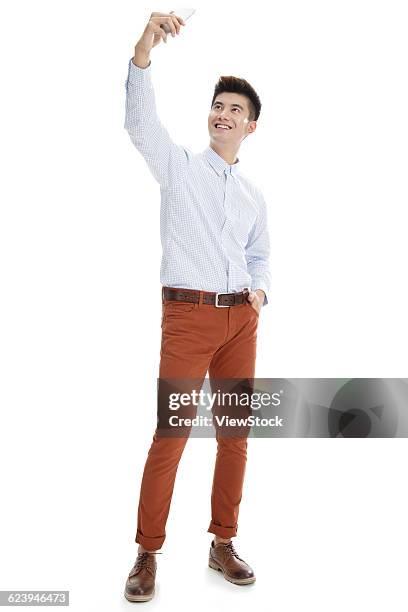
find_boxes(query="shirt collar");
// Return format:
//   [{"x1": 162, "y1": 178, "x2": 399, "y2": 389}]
[{"x1": 203, "y1": 146, "x2": 240, "y2": 177}]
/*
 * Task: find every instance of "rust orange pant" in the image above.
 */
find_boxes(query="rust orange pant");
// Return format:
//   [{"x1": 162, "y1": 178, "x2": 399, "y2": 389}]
[{"x1": 135, "y1": 289, "x2": 259, "y2": 551}]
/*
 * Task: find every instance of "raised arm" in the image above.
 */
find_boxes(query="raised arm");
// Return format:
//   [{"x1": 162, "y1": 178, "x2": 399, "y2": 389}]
[{"x1": 124, "y1": 12, "x2": 190, "y2": 187}]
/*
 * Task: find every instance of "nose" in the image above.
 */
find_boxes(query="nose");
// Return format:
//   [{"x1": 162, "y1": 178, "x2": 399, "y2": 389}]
[{"x1": 217, "y1": 111, "x2": 230, "y2": 122}]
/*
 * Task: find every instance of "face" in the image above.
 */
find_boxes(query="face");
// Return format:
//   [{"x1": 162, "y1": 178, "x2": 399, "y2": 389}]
[{"x1": 208, "y1": 92, "x2": 257, "y2": 147}]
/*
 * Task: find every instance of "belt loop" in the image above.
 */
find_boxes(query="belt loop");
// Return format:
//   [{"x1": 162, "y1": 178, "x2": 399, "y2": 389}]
[
  {"x1": 162, "y1": 286, "x2": 165, "y2": 304},
  {"x1": 198, "y1": 290, "x2": 204, "y2": 309}
]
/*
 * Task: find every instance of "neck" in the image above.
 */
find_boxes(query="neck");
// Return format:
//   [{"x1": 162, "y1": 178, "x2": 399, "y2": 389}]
[{"x1": 209, "y1": 142, "x2": 239, "y2": 165}]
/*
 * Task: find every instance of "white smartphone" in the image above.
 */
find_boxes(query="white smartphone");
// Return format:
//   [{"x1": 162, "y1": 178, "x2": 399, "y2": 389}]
[{"x1": 160, "y1": 8, "x2": 195, "y2": 34}]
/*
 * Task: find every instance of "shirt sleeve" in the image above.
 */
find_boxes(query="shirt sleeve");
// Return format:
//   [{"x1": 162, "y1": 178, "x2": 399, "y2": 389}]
[
  {"x1": 245, "y1": 193, "x2": 271, "y2": 306},
  {"x1": 124, "y1": 58, "x2": 189, "y2": 187}
]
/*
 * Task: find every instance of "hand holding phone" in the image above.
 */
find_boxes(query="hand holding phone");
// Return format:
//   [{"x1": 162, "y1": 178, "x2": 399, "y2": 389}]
[
  {"x1": 133, "y1": 10, "x2": 194, "y2": 68},
  {"x1": 160, "y1": 8, "x2": 195, "y2": 34}
]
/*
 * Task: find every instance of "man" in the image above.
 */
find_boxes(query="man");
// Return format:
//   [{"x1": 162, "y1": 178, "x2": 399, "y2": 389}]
[{"x1": 123, "y1": 11, "x2": 271, "y2": 602}]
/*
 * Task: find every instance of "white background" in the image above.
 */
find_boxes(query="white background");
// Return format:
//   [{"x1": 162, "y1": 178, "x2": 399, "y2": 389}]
[{"x1": 0, "y1": 1, "x2": 407, "y2": 610}]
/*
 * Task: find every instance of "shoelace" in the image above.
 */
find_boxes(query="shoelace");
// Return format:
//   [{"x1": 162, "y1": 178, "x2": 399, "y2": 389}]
[
  {"x1": 223, "y1": 542, "x2": 244, "y2": 561},
  {"x1": 133, "y1": 551, "x2": 162, "y2": 572}
]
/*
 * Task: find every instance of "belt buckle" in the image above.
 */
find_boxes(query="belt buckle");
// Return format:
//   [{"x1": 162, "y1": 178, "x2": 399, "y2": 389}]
[{"x1": 215, "y1": 292, "x2": 229, "y2": 307}]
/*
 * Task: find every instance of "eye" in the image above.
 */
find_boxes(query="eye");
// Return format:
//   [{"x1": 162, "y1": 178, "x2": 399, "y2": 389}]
[{"x1": 232, "y1": 108, "x2": 240, "y2": 112}]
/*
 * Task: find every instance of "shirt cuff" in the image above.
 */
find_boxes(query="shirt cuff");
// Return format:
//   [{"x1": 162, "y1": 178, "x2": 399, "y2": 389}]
[{"x1": 126, "y1": 57, "x2": 152, "y2": 84}]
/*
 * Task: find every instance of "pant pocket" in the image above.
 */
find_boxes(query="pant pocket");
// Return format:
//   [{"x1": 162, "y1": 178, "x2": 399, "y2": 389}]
[
  {"x1": 162, "y1": 301, "x2": 195, "y2": 327},
  {"x1": 246, "y1": 301, "x2": 260, "y2": 318}
]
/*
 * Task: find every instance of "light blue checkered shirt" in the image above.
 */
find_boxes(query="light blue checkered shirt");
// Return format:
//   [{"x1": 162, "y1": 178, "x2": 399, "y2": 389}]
[{"x1": 124, "y1": 58, "x2": 271, "y2": 305}]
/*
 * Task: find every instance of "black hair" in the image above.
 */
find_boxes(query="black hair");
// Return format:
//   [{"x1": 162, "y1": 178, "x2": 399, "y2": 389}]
[{"x1": 211, "y1": 75, "x2": 261, "y2": 121}]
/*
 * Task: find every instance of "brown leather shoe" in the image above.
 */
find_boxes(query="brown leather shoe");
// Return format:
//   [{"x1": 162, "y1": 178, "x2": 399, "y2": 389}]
[
  {"x1": 124, "y1": 551, "x2": 159, "y2": 602},
  {"x1": 208, "y1": 540, "x2": 256, "y2": 585}
]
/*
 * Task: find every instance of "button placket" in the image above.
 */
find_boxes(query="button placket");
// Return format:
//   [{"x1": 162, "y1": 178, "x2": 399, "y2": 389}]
[{"x1": 224, "y1": 169, "x2": 234, "y2": 292}]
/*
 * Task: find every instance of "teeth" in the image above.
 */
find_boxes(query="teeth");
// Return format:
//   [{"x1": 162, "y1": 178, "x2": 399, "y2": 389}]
[{"x1": 216, "y1": 124, "x2": 231, "y2": 129}]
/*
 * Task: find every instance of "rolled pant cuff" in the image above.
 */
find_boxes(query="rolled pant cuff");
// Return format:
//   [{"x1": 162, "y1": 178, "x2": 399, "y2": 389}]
[
  {"x1": 135, "y1": 530, "x2": 165, "y2": 551},
  {"x1": 207, "y1": 521, "x2": 238, "y2": 539}
]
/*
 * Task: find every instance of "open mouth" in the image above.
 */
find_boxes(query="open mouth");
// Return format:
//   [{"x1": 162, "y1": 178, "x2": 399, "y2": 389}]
[{"x1": 214, "y1": 123, "x2": 232, "y2": 130}]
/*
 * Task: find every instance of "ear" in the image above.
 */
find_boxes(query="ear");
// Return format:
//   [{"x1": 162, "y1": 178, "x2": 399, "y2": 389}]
[{"x1": 247, "y1": 120, "x2": 257, "y2": 134}]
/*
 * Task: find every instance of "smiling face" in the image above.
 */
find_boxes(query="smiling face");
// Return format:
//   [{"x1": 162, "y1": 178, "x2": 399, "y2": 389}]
[{"x1": 208, "y1": 92, "x2": 257, "y2": 149}]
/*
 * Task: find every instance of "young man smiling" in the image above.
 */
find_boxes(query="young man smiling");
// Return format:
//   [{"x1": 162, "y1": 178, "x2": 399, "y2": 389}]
[
  {"x1": 209, "y1": 90, "x2": 256, "y2": 163},
  {"x1": 123, "y1": 11, "x2": 271, "y2": 602}
]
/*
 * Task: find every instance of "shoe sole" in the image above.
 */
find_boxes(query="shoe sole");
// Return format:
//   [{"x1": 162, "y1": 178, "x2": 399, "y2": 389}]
[
  {"x1": 208, "y1": 558, "x2": 256, "y2": 585},
  {"x1": 124, "y1": 589, "x2": 155, "y2": 602}
]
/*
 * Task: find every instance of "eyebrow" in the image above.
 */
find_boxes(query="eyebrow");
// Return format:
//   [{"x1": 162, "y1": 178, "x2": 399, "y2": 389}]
[{"x1": 213, "y1": 100, "x2": 244, "y2": 111}]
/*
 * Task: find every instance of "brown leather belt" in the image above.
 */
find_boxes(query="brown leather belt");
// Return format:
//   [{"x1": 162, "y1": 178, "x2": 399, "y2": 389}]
[{"x1": 162, "y1": 286, "x2": 250, "y2": 308}]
